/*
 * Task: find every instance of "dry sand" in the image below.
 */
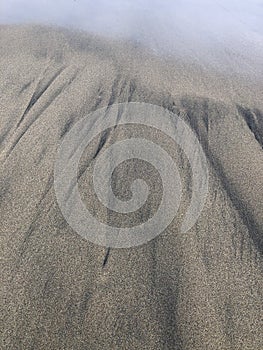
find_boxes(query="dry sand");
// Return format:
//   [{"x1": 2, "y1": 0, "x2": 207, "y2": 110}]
[{"x1": 0, "y1": 25, "x2": 263, "y2": 349}]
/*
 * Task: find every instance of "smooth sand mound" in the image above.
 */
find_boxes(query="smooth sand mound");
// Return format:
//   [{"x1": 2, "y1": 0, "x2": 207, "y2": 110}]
[{"x1": 0, "y1": 25, "x2": 262, "y2": 349}]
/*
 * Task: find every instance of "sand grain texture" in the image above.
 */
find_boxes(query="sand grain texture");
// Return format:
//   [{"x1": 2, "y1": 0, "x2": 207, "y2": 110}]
[{"x1": 0, "y1": 25, "x2": 263, "y2": 350}]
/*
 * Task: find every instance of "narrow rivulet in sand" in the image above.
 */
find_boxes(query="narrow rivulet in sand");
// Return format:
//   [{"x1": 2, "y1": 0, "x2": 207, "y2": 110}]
[{"x1": 0, "y1": 25, "x2": 262, "y2": 349}]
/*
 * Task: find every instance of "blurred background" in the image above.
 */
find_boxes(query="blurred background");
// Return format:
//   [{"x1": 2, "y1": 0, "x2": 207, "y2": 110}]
[{"x1": 1, "y1": 0, "x2": 263, "y2": 75}]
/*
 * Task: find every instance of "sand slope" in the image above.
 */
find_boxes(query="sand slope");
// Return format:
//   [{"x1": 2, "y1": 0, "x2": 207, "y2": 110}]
[{"x1": 0, "y1": 25, "x2": 263, "y2": 350}]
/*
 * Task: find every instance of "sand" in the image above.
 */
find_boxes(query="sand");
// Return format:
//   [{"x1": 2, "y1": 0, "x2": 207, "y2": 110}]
[{"x1": 0, "y1": 25, "x2": 262, "y2": 349}]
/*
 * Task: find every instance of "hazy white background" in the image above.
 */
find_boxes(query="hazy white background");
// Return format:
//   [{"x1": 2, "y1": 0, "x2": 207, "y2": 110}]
[{"x1": 1, "y1": 0, "x2": 262, "y2": 76}]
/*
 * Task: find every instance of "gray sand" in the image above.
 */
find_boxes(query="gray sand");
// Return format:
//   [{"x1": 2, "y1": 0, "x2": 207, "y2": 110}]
[{"x1": 0, "y1": 25, "x2": 263, "y2": 349}]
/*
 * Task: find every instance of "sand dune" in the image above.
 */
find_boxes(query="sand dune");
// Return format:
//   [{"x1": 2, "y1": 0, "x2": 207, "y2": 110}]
[{"x1": 0, "y1": 25, "x2": 263, "y2": 349}]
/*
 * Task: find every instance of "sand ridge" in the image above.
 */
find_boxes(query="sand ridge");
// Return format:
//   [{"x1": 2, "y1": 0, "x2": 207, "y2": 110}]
[{"x1": 0, "y1": 25, "x2": 262, "y2": 349}]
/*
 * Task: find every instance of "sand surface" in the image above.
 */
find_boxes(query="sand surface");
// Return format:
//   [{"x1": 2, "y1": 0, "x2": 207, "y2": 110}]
[{"x1": 0, "y1": 25, "x2": 263, "y2": 349}]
